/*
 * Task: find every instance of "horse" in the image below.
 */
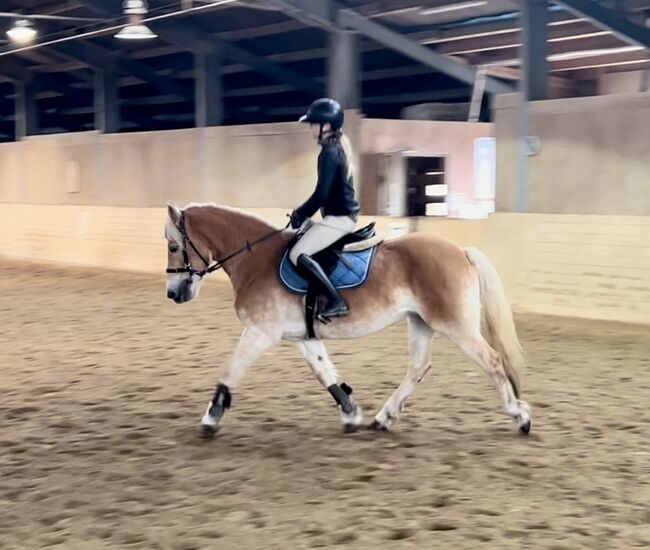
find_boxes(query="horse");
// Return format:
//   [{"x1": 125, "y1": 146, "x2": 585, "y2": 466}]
[{"x1": 164, "y1": 201, "x2": 532, "y2": 438}]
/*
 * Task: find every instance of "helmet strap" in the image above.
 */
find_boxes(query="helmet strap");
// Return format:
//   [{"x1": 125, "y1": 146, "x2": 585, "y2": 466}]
[{"x1": 318, "y1": 123, "x2": 324, "y2": 142}]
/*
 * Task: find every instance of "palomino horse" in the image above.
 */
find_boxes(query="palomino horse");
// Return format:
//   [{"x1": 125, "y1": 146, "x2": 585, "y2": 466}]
[{"x1": 164, "y1": 202, "x2": 532, "y2": 437}]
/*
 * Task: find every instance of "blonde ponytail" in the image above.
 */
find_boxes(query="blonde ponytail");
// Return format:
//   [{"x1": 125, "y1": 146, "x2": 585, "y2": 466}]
[{"x1": 339, "y1": 132, "x2": 355, "y2": 181}]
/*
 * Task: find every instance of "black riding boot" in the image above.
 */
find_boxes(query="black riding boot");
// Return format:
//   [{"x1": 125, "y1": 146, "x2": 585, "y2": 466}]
[{"x1": 297, "y1": 253, "x2": 349, "y2": 320}]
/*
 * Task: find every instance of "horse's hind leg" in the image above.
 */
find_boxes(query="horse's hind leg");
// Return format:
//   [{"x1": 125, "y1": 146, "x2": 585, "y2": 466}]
[
  {"x1": 297, "y1": 340, "x2": 363, "y2": 433},
  {"x1": 448, "y1": 329, "x2": 531, "y2": 432},
  {"x1": 370, "y1": 314, "x2": 434, "y2": 431}
]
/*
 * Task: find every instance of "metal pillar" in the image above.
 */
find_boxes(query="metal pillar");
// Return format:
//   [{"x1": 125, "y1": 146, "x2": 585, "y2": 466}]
[
  {"x1": 195, "y1": 52, "x2": 224, "y2": 127},
  {"x1": 327, "y1": 29, "x2": 361, "y2": 109},
  {"x1": 516, "y1": 0, "x2": 549, "y2": 212},
  {"x1": 14, "y1": 78, "x2": 38, "y2": 140},
  {"x1": 468, "y1": 66, "x2": 487, "y2": 122},
  {"x1": 522, "y1": 0, "x2": 549, "y2": 101},
  {"x1": 94, "y1": 66, "x2": 120, "y2": 133},
  {"x1": 641, "y1": 59, "x2": 650, "y2": 93}
]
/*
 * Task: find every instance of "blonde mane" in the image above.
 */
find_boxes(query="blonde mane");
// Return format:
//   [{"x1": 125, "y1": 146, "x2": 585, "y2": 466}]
[{"x1": 184, "y1": 202, "x2": 277, "y2": 230}]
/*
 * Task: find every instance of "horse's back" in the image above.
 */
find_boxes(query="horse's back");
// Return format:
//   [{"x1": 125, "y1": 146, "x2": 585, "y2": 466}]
[
  {"x1": 370, "y1": 231, "x2": 476, "y2": 321},
  {"x1": 380, "y1": 231, "x2": 471, "y2": 269}
]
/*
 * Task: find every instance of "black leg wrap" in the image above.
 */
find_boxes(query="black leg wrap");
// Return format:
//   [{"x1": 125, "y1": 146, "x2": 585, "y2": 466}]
[
  {"x1": 209, "y1": 383, "x2": 232, "y2": 418},
  {"x1": 327, "y1": 383, "x2": 354, "y2": 414},
  {"x1": 340, "y1": 383, "x2": 353, "y2": 396}
]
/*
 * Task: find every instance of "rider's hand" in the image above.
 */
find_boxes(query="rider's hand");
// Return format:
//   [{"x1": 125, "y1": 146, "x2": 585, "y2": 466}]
[{"x1": 290, "y1": 210, "x2": 305, "y2": 229}]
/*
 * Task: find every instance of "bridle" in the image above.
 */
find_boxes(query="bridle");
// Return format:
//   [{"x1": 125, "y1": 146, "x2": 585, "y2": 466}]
[{"x1": 166, "y1": 210, "x2": 288, "y2": 279}]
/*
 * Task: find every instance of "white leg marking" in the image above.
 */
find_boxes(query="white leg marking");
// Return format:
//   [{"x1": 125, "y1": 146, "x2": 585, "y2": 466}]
[
  {"x1": 201, "y1": 325, "x2": 277, "y2": 428},
  {"x1": 201, "y1": 405, "x2": 218, "y2": 428},
  {"x1": 220, "y1": 326, "x2": 277, "y2": 389},
  {"x1": 339, "y1": 398, "x2": 363, "y2": 427},
  {"x1": 375, "y1": 315, "x2": 434, "y2": 429},
  {"x1": 297, "y1": 340, "x2": 363, "y2": 428},
  {"x1": 297, "y1": 340, "x2": 339, "y2": 388}
]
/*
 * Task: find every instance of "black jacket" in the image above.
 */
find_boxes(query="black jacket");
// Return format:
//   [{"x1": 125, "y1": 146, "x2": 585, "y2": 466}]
[{"x1": 295, "y1": 142, "x2": 360, "y2": 220}]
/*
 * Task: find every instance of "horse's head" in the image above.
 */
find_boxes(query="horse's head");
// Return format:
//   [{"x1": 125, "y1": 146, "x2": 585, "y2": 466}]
[{"x1": 164, "y1": 202, "x2": 210, "y2": 304}]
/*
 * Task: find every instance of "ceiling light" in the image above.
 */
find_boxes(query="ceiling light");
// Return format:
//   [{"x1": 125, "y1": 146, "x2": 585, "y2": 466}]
[
  {"x1": 122, "y1": 0, "x2": 149, "y2": 14},
  {"x1": 369, "y1": 6, "x2": 422, "y2": 18},
  {"x1": 114, "y1": 0, "x2": 157, "y2": 40},
  {"x1": 551, "y1": 59, "x2": 648, "y2": 72},
  {"x1": 7, "y1": 18, "x2": 37, "y2": 45},
  {"x1": 115, "y1": 24, "x2": 157, "y2": 39},
  {"x1": 420, "y1": 1, "x2": 488, "y2": 16},
  {"x1": 549, "y1": 45, "x2": 643, "y2": 62},
  {"x1": 481, "y1": 45, "x2": 645, "y2": 68}
]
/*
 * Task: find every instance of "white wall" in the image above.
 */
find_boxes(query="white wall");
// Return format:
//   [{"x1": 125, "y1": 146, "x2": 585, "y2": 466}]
[
  {"x1": 0, "y1": 115, "x2": 492, "y2": 219},
  {"x1": 598, "y1": 71, "x2": 646, "y2": 95},
  {"x1": 494, "y1": 91, "x2": 650, "y2": 215}
]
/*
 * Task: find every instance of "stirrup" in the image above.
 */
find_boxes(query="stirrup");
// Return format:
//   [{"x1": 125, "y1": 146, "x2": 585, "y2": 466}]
[{"x1": 317, "y1": 302, "x2": 349, "y2": 323}]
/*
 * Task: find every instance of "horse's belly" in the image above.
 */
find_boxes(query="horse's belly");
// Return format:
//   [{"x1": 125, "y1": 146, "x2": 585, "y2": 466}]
[
  {"x1": 319, "y1": 309, "x2": 409, "y2": 340},
  {"x1": 280, "y1": 308, "x2": 407, "y2": 342},
  {"x1": 279, "y1": 284, "x2": 417, "y2": 342}
]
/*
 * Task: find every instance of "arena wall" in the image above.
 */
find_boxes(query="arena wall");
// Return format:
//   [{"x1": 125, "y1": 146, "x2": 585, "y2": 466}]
[
  {"x1": 1, "y1": 107, "x2": 648, "y2": 326},
  {"x1": 494, "y1": 91, "x2": 650, "y2": 215},
  {"x1": 0, "y1": 113, "x2": 491, "y2": 210},
  {"x1": 0, "y1": 203, "x2": 647, "y2": 326}
]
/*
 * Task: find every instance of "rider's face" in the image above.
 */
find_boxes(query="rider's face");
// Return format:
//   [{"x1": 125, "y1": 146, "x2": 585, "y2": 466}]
[{"x1": 310, "y1": 123, "x2": 332, "y2": 140}]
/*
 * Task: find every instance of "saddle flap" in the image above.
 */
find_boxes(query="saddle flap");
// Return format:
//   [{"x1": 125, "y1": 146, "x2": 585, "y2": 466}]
[{"x1": 278, "y1": 246, "x2": 377, "y2": 295}]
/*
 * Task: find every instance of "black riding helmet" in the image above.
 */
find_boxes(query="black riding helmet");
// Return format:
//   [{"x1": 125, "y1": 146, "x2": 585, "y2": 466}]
[{"x1": 299, "y1": 98, "x2": 344, "y2": 131}]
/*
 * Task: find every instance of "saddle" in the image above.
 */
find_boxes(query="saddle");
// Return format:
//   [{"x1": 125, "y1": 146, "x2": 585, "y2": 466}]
[{"x1": 279, "y1": 222, "x2": 382, "y2": 339}]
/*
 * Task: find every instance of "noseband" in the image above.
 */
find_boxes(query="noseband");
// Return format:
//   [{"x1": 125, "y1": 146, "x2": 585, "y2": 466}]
[{"x1": 166, "y1": 211, "x2": 287, "y2": 279}]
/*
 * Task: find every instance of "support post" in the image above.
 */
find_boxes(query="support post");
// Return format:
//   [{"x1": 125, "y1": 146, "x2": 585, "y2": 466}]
[
  {"x1": 516, "y1": 0, "x2": 549, "y2": 212},
  {"x1": 522, "y1": 0, "x2": 549, "y2": 101},
  {"x1": 327, "y1": 29, "x2": 361, "y2": 109},
  {"x1": 195, "y1": 52, "x2": 224, "y2": 127},
  {"x1": 94, "y1": 65, "x2": 120, "y2": 133},
  {"x1": 14, "y1": 77, "x2": 38, "y2": 140}
]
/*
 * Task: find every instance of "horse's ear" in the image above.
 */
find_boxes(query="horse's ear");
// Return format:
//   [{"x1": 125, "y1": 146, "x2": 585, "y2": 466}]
[{"x1": 167, "y1": 201, "x2": 181, "y2": 225}]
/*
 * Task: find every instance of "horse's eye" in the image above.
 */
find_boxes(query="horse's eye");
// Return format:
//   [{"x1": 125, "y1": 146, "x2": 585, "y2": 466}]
[{"x1": 169, "y1": 245, "x2": 179, "y2": 254}]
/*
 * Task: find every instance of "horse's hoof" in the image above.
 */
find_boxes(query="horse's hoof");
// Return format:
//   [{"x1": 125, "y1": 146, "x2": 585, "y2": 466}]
[
  {"x1": 198, "y1": 423, "x2": 219, "y2": 439},
  {"x1": 519, "y1": 420, "x2": 531, "y2": 435},
  {"x1": 368, "y1": 419, "x2": 389, "y2": 432},
  {"x1": 343, "y1": 423, "x2": 360, "y2": 434}
]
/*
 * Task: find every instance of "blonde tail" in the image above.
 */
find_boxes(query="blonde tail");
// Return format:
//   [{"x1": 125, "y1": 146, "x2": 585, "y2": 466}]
[{"x1": 464, "y1": 247, "x2": 524, "y2": 397}]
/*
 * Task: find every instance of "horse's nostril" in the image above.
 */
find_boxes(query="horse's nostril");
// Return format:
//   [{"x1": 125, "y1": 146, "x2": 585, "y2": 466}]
[{"x1": 167, "y1": 290, "x2": 176, "y2": 299}]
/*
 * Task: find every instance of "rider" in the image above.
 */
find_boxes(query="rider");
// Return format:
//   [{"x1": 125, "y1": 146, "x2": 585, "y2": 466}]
[{"x1": 289, "y1": 98, "x2": 360, "y2": 320}]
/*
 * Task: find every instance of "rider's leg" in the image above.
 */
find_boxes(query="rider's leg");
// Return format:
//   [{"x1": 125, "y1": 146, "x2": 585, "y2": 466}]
[
  {"x1": 288, "y1": 216, "x2": 357, "y2": 264},
  {"x1": 297, "y1": 254, "x2": 349, "y2": 319},
  {"x1": 289, "y1": 216, "x2": 356, "y2": 319}
]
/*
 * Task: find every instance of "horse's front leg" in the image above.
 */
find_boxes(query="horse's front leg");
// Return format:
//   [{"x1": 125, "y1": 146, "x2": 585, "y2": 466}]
[
  {"x1": 199, "y1": 325, "x2": 277, "y2": 438},
  {"x1": 297, "y1": 340, "x2": 363, "y2": 433}
]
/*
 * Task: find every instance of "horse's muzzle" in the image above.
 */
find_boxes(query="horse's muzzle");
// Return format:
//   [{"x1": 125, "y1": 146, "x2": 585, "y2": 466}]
[{"x1": 167, "y1": 280, "x2": 192, "y2": 304}]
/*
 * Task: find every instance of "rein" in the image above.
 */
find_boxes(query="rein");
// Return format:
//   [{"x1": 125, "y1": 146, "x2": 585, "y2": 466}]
[{"x1": 166, "y1": 211, "x2": 289, "y2": 279}]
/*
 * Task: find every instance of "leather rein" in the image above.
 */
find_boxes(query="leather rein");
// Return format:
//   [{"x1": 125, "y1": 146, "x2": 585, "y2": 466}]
[{"x1": 166, "y1": 211, "x2": 289, "y2": 279}]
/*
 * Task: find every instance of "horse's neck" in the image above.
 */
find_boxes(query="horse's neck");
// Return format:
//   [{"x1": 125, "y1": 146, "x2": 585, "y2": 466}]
[{"x1": 191, "y1": 205, "x2": 283, "y2": 284}]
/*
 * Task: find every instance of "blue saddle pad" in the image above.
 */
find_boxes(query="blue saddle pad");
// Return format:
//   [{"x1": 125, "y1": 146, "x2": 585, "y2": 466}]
[{"x1": 279, "y1": 247, "x2": 377, "y2": 294}]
